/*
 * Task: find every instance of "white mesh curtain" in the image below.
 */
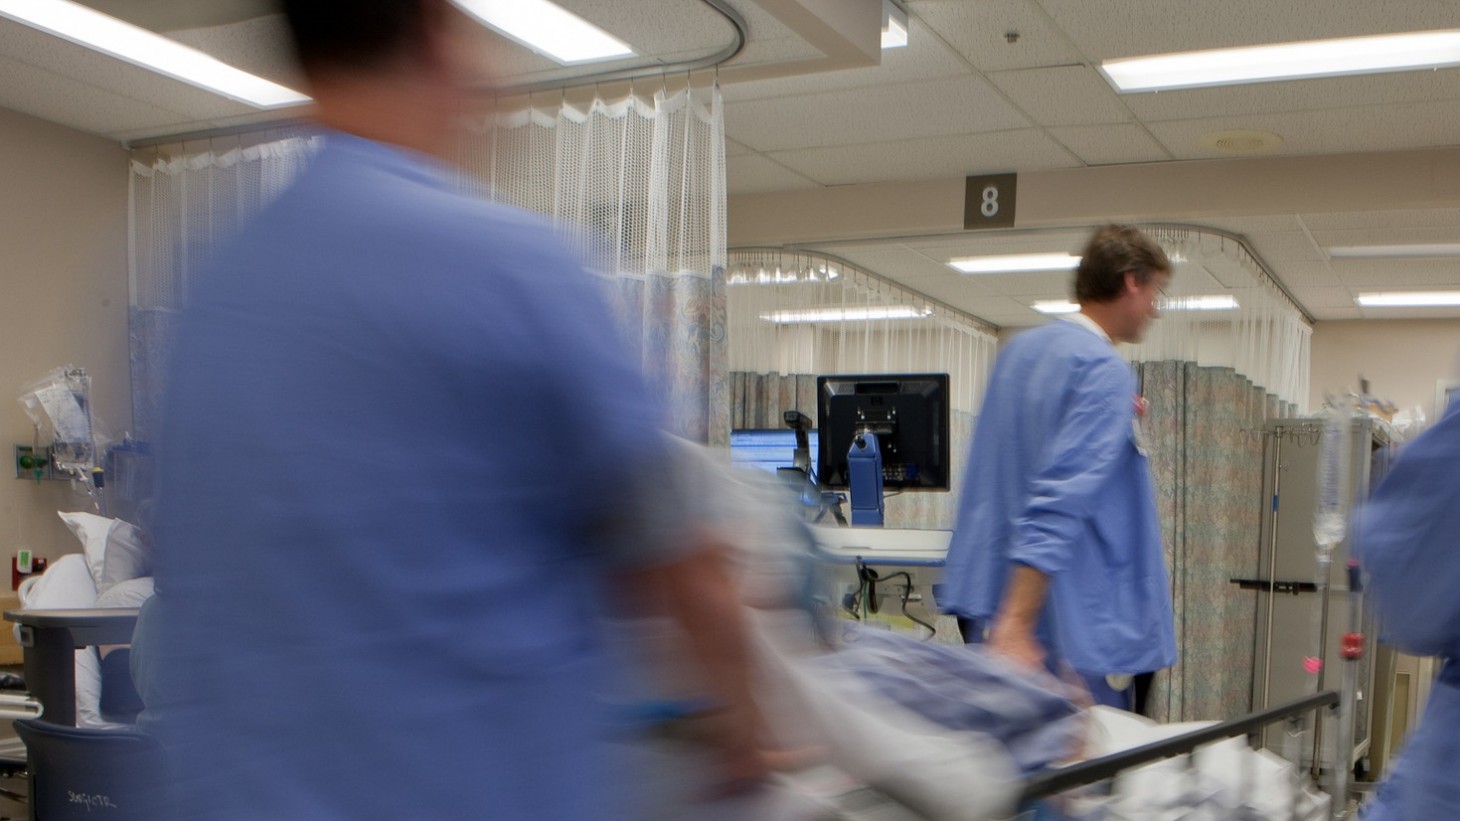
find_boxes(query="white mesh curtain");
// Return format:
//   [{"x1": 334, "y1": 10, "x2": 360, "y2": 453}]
[
  {"x1": 129, "y1": 133, "x2": 321, "y2": 439},
  {"x1": 1130, "y1": 226, "x2": 1312, "y2": 409},
  {"x1": 726, "y1": 249, "x2": 998, "y2": 529},
  {"x1": 468, "y1": 82, "x2": 727, "y2": 444}
]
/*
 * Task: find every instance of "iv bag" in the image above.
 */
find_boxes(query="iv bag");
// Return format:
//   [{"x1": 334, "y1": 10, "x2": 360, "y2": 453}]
[
  {"x1": 1313, "y1": 401, "x2": 1355, "y2": 549},
  {"x1": 17, "y1": 366, "x2": 96, "y2": 474}
]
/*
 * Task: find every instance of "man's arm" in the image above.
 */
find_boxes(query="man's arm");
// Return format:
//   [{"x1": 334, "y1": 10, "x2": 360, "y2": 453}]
[
  {"x1": 987, "y1": 564, "x2": 1050, "y2": 670},
  {"x1": 619, "y1": 533, "x2": 781, "y2": 789},
  {"x1": 991, "y1": 358, "x2": 1132, "y2": 669}
]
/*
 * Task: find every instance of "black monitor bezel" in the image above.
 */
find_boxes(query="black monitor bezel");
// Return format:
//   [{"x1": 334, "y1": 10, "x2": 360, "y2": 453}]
[{"x1": 814, "y1": 372, "x2": 951, "y2": 492}]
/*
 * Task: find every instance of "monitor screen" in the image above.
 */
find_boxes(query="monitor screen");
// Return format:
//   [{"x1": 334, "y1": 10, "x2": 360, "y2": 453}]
[
  {"x1": 728, "y1": 429, "x2": 819, "y2": 476},
  {"x1": 815, "y1": 373, "x2": 950, "y2": 491}
]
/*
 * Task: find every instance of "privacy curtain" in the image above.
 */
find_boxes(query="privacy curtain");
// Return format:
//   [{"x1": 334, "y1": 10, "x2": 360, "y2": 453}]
[
  {"x1": 471, "y1": 83, "x2": 727, "y2": 445},
  {"x1": 1139, "y1": 361, "x2": 1298, "y2": 723},
  {"x1": 130, "y1": 82, "x2": 728, "y2": 446},
  {"x1": 129, "y1": 132, "x2": 321, "y2": 440},
  {"x1": 726, "y1": 249, "x2": 998, "y2": 530},
  {"x1": 1126, "y1": 228, "x2": 1310, "y2": 721}
]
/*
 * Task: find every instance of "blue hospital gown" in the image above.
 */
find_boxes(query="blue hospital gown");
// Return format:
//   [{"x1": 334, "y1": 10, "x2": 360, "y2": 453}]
[
  {"x1": 1357, "y1": 403, "x2": 1460, "y2": 820},
  {"x1": 145, "y1": 133, "x2": 678, "y2": 819},
  {"x1": 940, "y1": 318, "x2": 1176, "y2": 677}
]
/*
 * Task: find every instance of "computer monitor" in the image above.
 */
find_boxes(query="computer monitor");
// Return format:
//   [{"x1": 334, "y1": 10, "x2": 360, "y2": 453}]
[
  {"x1": 728, "y1": 428, "x2": 820, "y2": 476},
  {"x1": 815, "y1": 373, "x2": 951, "y2": 491}
]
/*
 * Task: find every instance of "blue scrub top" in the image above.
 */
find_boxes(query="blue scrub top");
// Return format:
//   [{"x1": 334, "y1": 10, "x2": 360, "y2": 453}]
[
  {"x1": 1357, "y1": 404, "x2": 1460, "y2": 819},
  {"x1": 940, "y1": 319, "x2": 1176, "y2": 675},
  {"x1": 147, "y1": 133, "x2": 677, "y2": 819}
]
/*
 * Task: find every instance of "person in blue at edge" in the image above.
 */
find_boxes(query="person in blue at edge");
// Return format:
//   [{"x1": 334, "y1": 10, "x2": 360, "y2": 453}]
[
  {"x1": 1354, "y1": 397, "x2": 1460, "y2": 819},
  {"x1": 132, "y1": 1, "x2": 781, "y2": 818},
  {"x1": 940, "y1": 224, "x2": 1177, "y2": 713}
]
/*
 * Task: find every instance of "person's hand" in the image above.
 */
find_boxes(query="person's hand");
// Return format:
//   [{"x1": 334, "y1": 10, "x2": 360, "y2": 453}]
[
  {"x1": 691, "y1": 708, "x2": 824, "y2": 797},
  {"x1": 986, "y1": 618, "x2": 1047, "y2": 672}
]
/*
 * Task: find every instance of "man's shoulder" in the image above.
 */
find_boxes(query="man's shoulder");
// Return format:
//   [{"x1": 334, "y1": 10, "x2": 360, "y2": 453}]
[{"x1": 1005, "y1": 320, "x2": 1116, "y2": 362}]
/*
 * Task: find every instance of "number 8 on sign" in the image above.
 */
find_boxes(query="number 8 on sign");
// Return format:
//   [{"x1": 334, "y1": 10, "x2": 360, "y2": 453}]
[{"x1": 981, "y1": 186, "x2": 999, "y2": 218}]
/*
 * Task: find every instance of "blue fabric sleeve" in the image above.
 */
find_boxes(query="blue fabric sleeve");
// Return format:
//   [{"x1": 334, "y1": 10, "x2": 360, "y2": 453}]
[
  {"x1": 1010, "y1": 357, "x2": 1132, "y2": 576},
  {"x1": 1356, "y1": 415, "x2": 1460, "y2": 658}
]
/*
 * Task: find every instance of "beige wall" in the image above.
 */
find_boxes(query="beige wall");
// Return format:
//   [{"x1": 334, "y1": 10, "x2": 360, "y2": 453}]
[
  {"x1": 1310, "y1": 319, "x2": 1460, "y2": 423},
  {"x1": 0, "y1": 105, "x2": 129, "y2": 562}
]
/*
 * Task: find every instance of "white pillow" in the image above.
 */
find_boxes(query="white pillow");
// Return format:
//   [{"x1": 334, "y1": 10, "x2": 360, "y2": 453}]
[
  {"x1": 56, "y1": 511, "x2": 152, "y2": 596},
  {"x1": 13, "y1": 554, "x2": 110, "y2": 727}
]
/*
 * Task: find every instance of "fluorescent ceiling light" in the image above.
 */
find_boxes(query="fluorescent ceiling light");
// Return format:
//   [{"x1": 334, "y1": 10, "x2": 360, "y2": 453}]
[
  {"x1": 1163, "y1": 294, "x2": 1239, "y2": 311},
  {"x1": 949, "y1": 253, "x2": 1081, "y2": 274},
  {"x1": 1031, "y1": 300, "x2": 1080, "y2": 315},
  {"x1": 0, "y1": 0, "x2": 308, "y2": 108},
  {"x1": 453, "y1": 0, "x2": 634, "y2": 65},
  {"x1": 1327, "y1": 243, "x2": 1460, "y2": 259},
  {"x1": 1034, "y1": 294, "x2": 1238, "y2": 315},
  {"x1": 1101, "y1": 29, "x2": 1460, "y2": 93},
  {"x1": 882, "y1": 1, "x2": 908, "y2": 49},
  {"x1": 761, "y1": 306, "x2": 932, "y2": 324},
  {"x1": 1356, "y1": 291, "x2": 1460, "y2": 307}
]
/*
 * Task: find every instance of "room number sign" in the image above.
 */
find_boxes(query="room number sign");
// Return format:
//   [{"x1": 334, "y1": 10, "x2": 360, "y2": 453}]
[{"x1": 963, "y1": 173, "x2": 1017, "y2": 230}]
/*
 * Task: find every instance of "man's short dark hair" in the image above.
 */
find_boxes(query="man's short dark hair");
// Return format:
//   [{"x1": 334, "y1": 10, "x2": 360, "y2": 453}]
[
  {"x1": 279, "y1": 0, "x2": 426, "y2": 73},
  {"x1": 1074, "y1": 224, "x2": 1171, "y2": 304}
]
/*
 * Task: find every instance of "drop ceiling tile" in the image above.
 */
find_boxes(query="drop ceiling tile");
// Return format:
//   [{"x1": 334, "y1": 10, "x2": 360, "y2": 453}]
[
  {"x1": 910, "y1": 0, "x2": 1085, "y2": 73},
  {"x1": 987, "y1": 66, "x2": 1132, "y2": 127},
  {"x1": 1046, "y1": 123, "x2": 1171, "y2": 166},
  {"x1": 766, "y1": 130, "x2": 1078, "y2": 186},
  {"x1": 1144, "y1": 103, "x2": 1460, "y2": 161},
  {"x1": 1243, "y1": 232, "x2": 1326, "y2": 263},
  {"x1": 1267, "y1": 261, "x2": 1340, "y2": 290},
  {"x1": 1189, "y1": 215, "x2": 1308, "y2": 235},
  {"x1": 725, "y1": 76, "x2": 1030, "y2": 152},
  {"x1": 722, "y1": 17, "x2": 971, "y2": 102},
  {"x1": 1307, "y1": 226, "x2": 1460, "y2": 248},
  {"x1": 904, "y1": 229, "x2": 1091, "y2": 256},
  {"x1": 966, "y1": 270, "x2": 1075, "y2": 297},
  {"x1": 726, "y1": 154, "x2": 821, "y2": 195},
  {"x1": 1332, "y1": 261, "x2": 1460, "y2": 289},
  {"x1": 1313, "y1": 306, "x2": 1364, "y2": 320},
  {"x1": 0, "y1": 53, "x2": 195, "y2": 138},
  {"x1": 726, "y1": 138, "x2": 754, "y2": 156},
  {"x1": 1299, "y1": 209, "x2": 1460, "y2": 231},
  {"x1": 1296, "y1": 286, "x2": 1362, "y2": 309}
]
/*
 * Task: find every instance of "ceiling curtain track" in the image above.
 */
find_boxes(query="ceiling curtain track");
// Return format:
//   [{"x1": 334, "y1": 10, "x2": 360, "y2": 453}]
[
  {"x1": 1132, "y1": 226, "x2": 1312, "y2": 411},
  {"x1": 124, "y1": 0, "x2": 747, "y2": 150}
]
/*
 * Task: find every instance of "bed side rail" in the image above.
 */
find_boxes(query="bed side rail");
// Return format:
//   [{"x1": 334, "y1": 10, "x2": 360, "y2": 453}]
[{"x1": 1020, "y1": 689, "x2": 1339, "y2": 803}]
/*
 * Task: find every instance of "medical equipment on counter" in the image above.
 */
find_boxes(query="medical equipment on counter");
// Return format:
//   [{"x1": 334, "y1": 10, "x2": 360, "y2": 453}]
[{"x1": 815, "y1": 373, "x2": 951, "y2": 528}]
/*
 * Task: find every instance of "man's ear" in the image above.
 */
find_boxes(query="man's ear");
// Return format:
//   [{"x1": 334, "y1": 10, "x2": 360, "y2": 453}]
[{"x1": 1123, "y1": 271, "x2": 1141, "y2": 296}]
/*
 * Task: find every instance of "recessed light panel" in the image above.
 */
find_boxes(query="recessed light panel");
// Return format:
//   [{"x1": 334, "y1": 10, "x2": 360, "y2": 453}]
[
  {"x1": 0, "y1": 0, "x2": 309, "y2": 108},
  {"x1": 761, "y1": 306, "x2": 932, "y2": 324},
  {"x1": 1356, "y1": 292, "x2": 1460, "y2": 307},
  {"x1": 949, "y1": 253, "x2": 1081, "y2": 274},
  {"x1": 453, "y1": 0, "x2": 635, "y2": 65},
  {"x1": 1101, "y1": 30, "x2": 1460, "y2": 93}
]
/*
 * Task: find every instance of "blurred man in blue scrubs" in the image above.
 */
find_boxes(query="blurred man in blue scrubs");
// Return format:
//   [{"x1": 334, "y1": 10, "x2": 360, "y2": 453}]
[
  {"x1": 1356, "y1": 401, "x2": 1460, "y2": 819},
  {"x1": 940, "y1": 225, "x2": 1177, "y2": 711},
  {"x1": 139, "y1": 1, "x2": 772, "y2": 817}
]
